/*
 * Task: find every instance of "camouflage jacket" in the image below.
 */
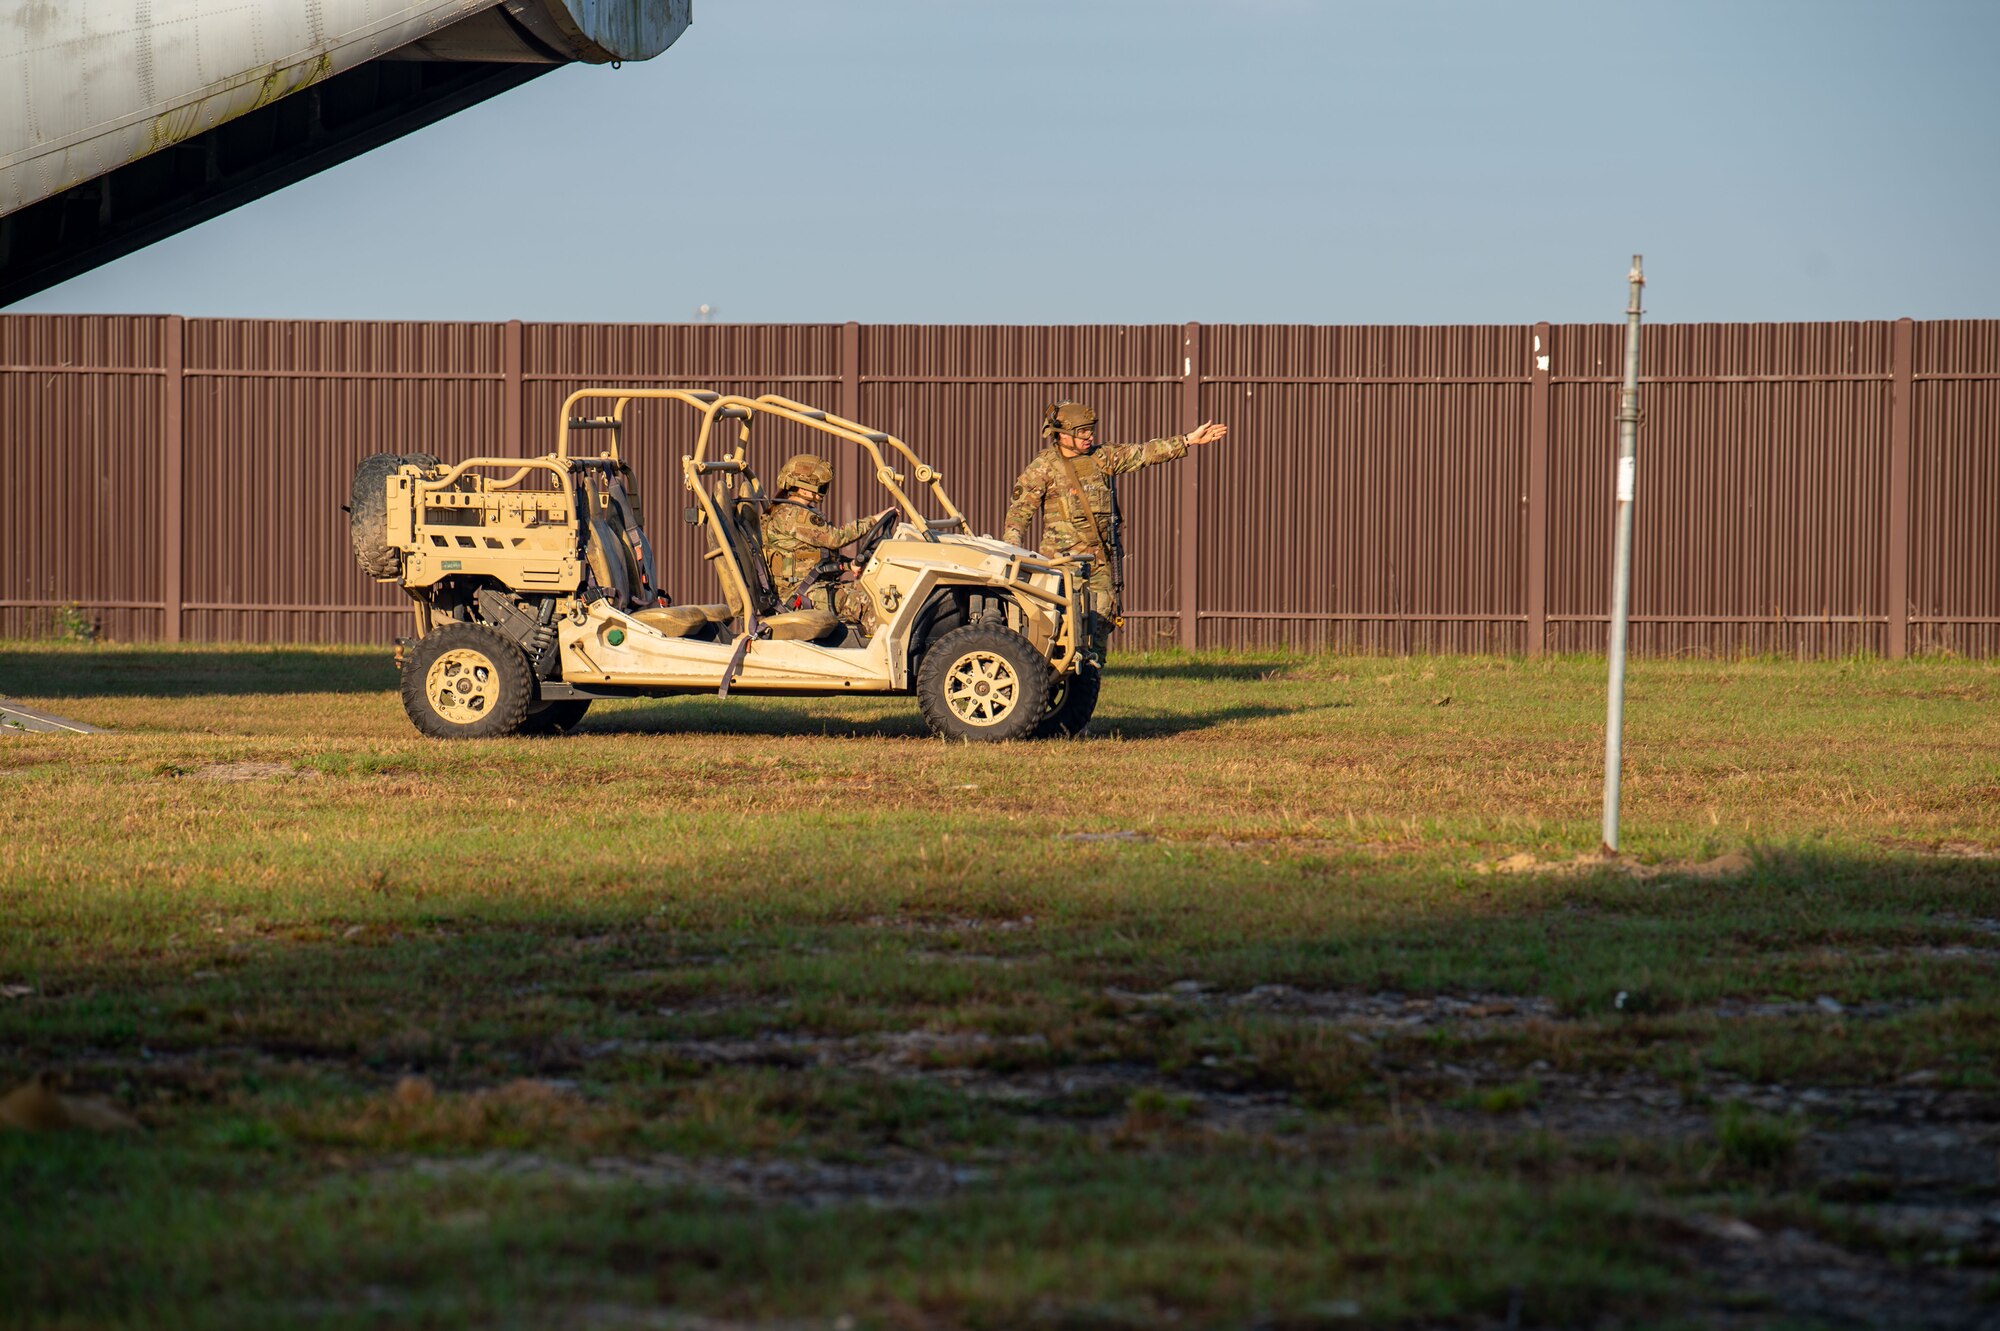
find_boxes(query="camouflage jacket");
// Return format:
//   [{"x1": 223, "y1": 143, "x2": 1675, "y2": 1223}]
[
  {"x1": 761, "y1": 501, "x2": 869, "y2": 601},
  {"x1": 1002, "y1": 437, "x2": 1188, "y2": 557}
]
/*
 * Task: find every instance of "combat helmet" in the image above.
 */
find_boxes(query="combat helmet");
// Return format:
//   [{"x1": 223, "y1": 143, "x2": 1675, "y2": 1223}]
[
  {"x1": 1041, "y1": 400, "x2": 1097, "y2": 440},
  {"x1": 775, "y1": 452, "x2": 834, "y2": 495}
]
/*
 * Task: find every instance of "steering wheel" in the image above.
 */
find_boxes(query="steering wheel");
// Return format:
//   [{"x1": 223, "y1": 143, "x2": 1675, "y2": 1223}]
[{"x1": 850, "y1": 507, "x2": 904, "y2": 568}]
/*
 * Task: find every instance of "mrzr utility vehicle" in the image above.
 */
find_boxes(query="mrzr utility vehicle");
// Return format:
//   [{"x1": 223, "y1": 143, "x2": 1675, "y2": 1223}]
[{"x1": 348, "y1": 390, "x2": 1101, "y2": 741}]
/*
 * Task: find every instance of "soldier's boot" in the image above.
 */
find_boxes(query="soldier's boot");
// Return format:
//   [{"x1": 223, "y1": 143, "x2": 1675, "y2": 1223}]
[{"x1": 1087, "y1": 613, "x2": 1113, "y2": 664}]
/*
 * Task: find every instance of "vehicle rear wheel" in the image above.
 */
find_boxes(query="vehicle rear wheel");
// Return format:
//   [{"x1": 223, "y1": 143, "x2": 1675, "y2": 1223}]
[
  {"x1": 518, "y1": 698, "x2": 592, "y2": 735},
  {"x1": 1034, "y1": 663, "x2": 1101, "y2": 738},
  {"x1": 916, "y1": 625, "x2": 1051, "y2": 743},
  {"x1": 401, "y1": 623, "x2": 533, "y2": 739}
]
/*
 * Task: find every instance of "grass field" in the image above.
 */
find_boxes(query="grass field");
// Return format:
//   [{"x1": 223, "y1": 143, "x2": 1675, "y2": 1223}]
[{"x1": 3, "y1": 642, "x2": 1998, "y2": 1330}]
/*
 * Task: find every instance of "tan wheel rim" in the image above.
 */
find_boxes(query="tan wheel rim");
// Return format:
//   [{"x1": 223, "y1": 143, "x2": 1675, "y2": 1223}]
[
  {"x1": 425, "y1": 648, "x2": 499, "y2": 724},
  {"x1": 943, "y1": 649, "x2": 1021, "y2": 727}
]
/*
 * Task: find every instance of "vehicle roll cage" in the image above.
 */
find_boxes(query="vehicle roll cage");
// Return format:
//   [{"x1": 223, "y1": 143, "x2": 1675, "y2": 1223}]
[
  {"x1": 402, "y1": 388, "x2": 974, "y2": 639},
  {"x1": 412, "y1": 387, "x2": 968, "y2": 524},
  {"x1": 552, "y1": 388, "x2": 967, "y2": 533}
]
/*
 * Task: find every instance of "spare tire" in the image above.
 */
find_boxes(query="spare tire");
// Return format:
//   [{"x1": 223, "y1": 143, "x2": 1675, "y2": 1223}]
[{"x1": 349, "y1": 452, "x2": 439, "y2": 580}]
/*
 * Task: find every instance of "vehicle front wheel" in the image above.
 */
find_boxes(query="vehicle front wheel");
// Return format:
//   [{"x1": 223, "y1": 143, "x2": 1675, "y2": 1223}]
[
  {"x1": 1034, "y1": 663, "x2": 1101, "y2": 738},
  {"x1": 916, "y1": 625, "x2": 1051, "y2": 742},
  {"x1": 401, "y1": 623, "x2": 533, "y2": 739}
]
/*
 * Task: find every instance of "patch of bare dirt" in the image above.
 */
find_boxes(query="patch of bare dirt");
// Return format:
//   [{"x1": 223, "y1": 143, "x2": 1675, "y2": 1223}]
[
  {"x1": 907, "y1": 949, "x2": 1020, "y2": 967},
  {"x1": 1475, "y1": 849, "x2": 1754, "y2": 880},
  {"x1": 856, "y1": 915, "x2": 1036, "y2": 934},
  {"x1": 1678, "y1": 1213, "x2": 2000, "y2": 1330},
  {"x1": 1883, "y1": 840, "x2": 2000, "y2": 861},
  {"x1": 189, "y1": 760, "x2": 309, "y2": 782},
  {"x1": 1754, "y1": 939, "x2": 2000, "y2": 968},
  {"x1": 392, "y1": 1148, "x2": 987, "y2": 1209},
  {"x1": 0, "y1": 1073, "x2": 141, "y2": 1132},
  {"x1": 1102, "y1": 981, "x2": 1560, "y2": 1032},
  {"x1": 1710, "y1": 996, "x2": 1919, "y2": 1020}
]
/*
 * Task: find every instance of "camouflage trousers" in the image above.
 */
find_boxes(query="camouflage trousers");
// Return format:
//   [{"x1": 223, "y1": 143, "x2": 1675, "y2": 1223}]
[
  {"x1": 1081, "y1": 558, "x2": 1118, "y2": 662},
  {"x1": 795, "y1": 581, "x2": 875, "y2": 633}
]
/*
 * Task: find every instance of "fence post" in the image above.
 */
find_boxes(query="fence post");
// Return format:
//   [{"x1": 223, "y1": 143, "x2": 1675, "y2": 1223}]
[
  {"x1": 1526, "y1": 321, "x2": 1551, "y2": 656},
  {"x1": 1888, "y1": 317, "x2": 1913, "y2": 659},
  {"x1": 841, "y1": 321, "x2": 860, "y2": 424},
  {"x1": 1179, "y1": 321, "x2": 1201, "y2": 651},
  {"x1": 502, "y1": 318, "x2": 523, "y2": 458},
  {"x1": 162, "y1": 314, "x2": 184, "y2": 644}
]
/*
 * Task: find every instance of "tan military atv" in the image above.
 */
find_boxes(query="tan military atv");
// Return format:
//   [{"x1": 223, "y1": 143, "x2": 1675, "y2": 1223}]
[{"x1": 348, "y1": 390, "x2": 1102, "y2": 742}]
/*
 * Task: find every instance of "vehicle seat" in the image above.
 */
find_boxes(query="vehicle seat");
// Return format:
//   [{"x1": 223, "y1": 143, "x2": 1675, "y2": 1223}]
[
  {"x1": 710, "y1": 480, "x2": 783, "y2": 618},
  {"x1": 580, "y1": 464, "x2": 659, "y2": 611},
  {"x1": 700, "y1": 473, "x2": 846, "y2": 645},
  {"x1": 763, "y1": 609, "x2": 844, "y2": 642},
  {"x1": 631, "y1": 603, "x2": 733, "y2": 638}
]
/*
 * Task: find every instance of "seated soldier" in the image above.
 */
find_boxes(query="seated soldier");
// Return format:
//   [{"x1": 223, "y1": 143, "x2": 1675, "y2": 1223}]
[{"x1": 762, "y1": 453, "x2": 895, "y2": 632}]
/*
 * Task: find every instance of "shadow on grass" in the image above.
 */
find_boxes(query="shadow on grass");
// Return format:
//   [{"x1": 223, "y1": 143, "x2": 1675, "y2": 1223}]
[
  {"x1": 0, "y1": 646, "x2": 1293, "y2": 704},
  {"x1": 3, "y1": 847, "x2": 1996, "y2": 1071},
  {"x1": 1093, "y1": 701, "x2": 1333, "y2": 737},
  {"x1": 0, "y1": 648, "x2": 391, "y2": 698},
  {"x1": 589, "y1": 698, "x2": 934, "y2": 739},
  {"x1": 1109, "y1": 660, "x2": 1294, "y2": 682},
  {"x1": 0, "y1": 646, "x2": 1303, "y2": 738},
  {"x1": 583, "y1": 698, "x2": 1310, "y2": 739},
  {"x1": 4, "y1": 846, "x2": 1997, "y2": 1331}
]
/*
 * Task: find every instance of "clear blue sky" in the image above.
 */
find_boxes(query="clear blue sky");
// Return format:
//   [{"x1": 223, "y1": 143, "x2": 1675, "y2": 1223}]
[{"x1": 16, "y1": 0, "x2": 1999, "y2": 324}]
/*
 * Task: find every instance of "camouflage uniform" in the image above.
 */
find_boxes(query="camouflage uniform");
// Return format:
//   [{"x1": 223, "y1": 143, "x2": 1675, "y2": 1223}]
[
  {"x1": 761, "y1": 501, "x2": 872, "y2": 625},
  {"x1": 1002, "y1": 434, "x2": 1188, "y2": 658}
]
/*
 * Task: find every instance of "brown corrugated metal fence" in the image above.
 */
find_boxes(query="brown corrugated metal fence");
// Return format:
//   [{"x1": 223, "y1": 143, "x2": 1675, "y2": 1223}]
[{"x1": 4, "y1": 314, "x2": 1995, "y2": 656}]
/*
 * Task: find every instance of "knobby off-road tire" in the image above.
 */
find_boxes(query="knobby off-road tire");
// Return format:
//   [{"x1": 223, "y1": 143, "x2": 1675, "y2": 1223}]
[
  {"x1": 349, "y1": 452, "x2": 439, "y2": 579},
  {"x1": 518, "y1": 699, "x2": 592, "y2": 736},
  {"x1": 1033, "y1": 663, "x2": 1101, "y2": 738},
  {"x1": 401, "y1": 623, "x2": 533, "y2": 739},
  {"x1": 916, "y1": 624, "x2": 1051, "y2": 743}
]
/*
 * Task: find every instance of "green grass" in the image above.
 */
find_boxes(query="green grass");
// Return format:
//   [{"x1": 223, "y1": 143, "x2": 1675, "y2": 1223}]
[{"x1": 2, "y1": 642, "x2": 1997, "y2": 1329}]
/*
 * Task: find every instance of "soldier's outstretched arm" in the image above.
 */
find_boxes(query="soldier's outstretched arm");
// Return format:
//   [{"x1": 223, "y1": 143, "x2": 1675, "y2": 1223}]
[
  {"x1": 1097, "y1": 435, "x2": 1188, "y2": 476},
  {"x1": 1099, "y1": 422, "x2": 1229, "y2": 476}
]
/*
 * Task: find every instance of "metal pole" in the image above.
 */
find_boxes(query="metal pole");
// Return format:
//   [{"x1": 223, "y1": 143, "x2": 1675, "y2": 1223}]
[{"x1": 1602, "y1": 255, "x2": 1645, "y2": 853}]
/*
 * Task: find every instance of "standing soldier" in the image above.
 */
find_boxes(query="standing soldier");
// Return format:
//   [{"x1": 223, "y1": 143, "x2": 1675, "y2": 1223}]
[
  {"x1": 1002, "y1": 401, "x2": 1228, "y2": 662},
  {"x1": 763, "y1": 453, "x2": 895, "y2": 631}
]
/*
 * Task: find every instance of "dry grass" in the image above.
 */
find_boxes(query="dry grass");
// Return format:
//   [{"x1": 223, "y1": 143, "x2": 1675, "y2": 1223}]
[{"x1": 1, "y1": 642, "x2": 1997, "y2": 1329}]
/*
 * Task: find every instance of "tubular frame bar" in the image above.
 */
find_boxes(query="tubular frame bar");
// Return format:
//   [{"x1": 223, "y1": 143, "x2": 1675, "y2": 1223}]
[
  {"x1": 416, "y1": 457, "x2": 569, "y2": 492},
  {"x1": 546, "y1": 386, "x2": 981, "y2": 643},
  {"x1": 553, "y1": 387, "x2": 964, "y2": 529},
  {"x1": 753, "y1": 393, "x2": 966, "y2": 525}
]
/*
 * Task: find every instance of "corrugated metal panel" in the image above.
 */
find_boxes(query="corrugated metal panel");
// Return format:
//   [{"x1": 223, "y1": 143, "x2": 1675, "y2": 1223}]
[
  {"x1": 1, "y1": 315, "x2": 166, "y2": 641},
  {"x1": 178, "y1": 320, "x2": 506, "y2": 644},
  {"x1": 1196, "y1": 325, "x2": 1529, "y2": 653},
  {"x1": 1545, "y1": 322, "x2": 1895, "y2": 657},
  {"x1": 0, "y1": 313, "x2": 163, "y2": 371},
  {"x1": 4, "y1": 314, "x2": 1996, "y2": 659},
  {"x1": 1910, "y1": 321, "x2": 2000, "y2": 657}
]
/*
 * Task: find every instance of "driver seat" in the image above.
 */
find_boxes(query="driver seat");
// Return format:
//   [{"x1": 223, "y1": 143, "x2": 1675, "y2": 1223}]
[{"x1": 713, "y1": 481, "x2": 843, "y2": 644}]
